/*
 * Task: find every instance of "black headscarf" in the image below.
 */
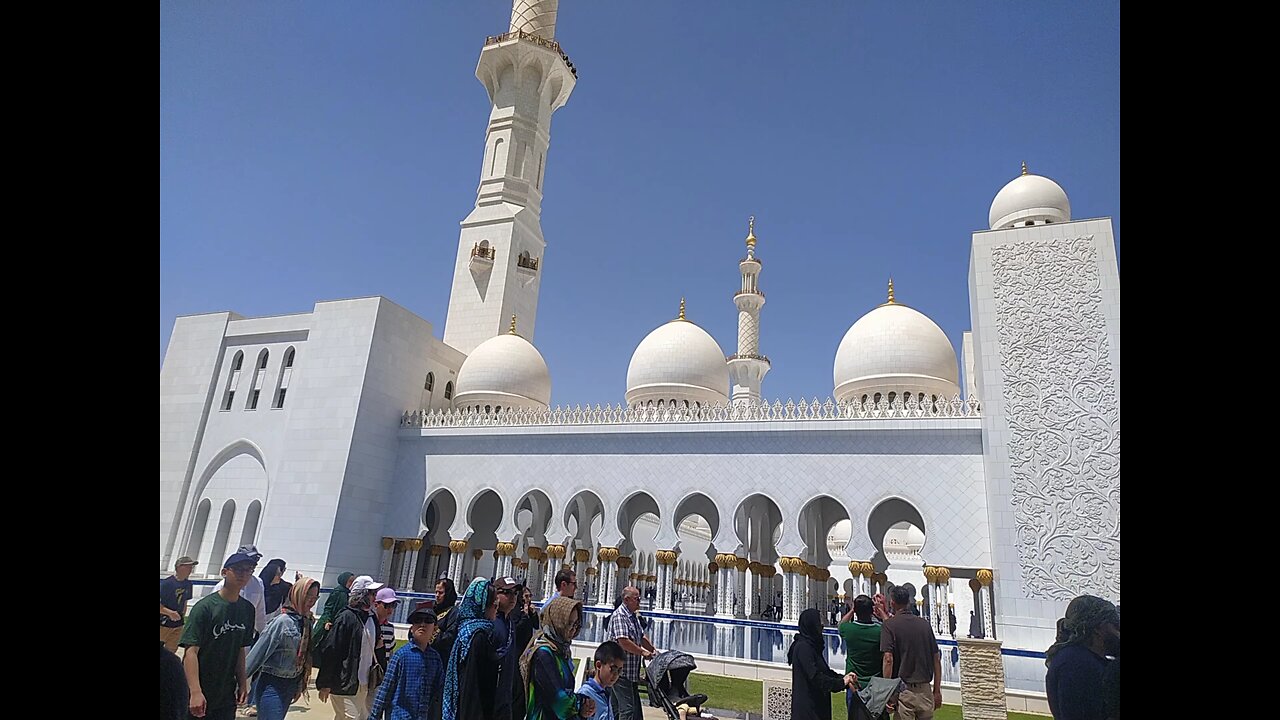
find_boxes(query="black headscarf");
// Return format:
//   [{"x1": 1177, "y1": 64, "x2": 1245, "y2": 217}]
[
  {"x1": 260, "y1": 559, "x2": 291, "y2": 614},
  {"x1": 435, "y1": 578, "x2": 458, "y2": 615},
  {"x1": 1045, "y1": 595, "x2": 1119, "y2": 666},
  {"x1": 787, "y1": 608, "x2": 826, "y2": 666}
]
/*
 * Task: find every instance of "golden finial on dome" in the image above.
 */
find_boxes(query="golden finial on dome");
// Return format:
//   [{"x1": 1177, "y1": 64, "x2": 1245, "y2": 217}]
[
  {"x1": 746, "y1": 215, "x2": 757, "y2": 249},
  {"x1": 1021, "y1": 161, "x2": 1028, "y2": 176},
  {"x1": 677, "y1": 297, "x2": 686, "y2": 321},
  {"x1": 508, "y1": 315, "x2": 518, "y2": 335},
  {"x1": 887, "y1": 277, "x2": 896, "y2": 304}
]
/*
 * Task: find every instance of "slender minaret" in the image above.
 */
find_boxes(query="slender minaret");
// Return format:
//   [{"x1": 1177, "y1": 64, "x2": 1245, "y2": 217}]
[
  {"x1": 727, "y1": 217, "x2": 771, "y2": 404},
  {"x1": 443, "y1": 0, "x2": 577, "y2": 355}
]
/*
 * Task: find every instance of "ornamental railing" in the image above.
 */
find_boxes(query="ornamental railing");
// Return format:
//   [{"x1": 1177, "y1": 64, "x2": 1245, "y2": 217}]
[
  {"x1": 402, "y1": 395, "x2": 980, "y2": 428},
  {"x1": 485, "y1": 30, "x2": 577, "y2": 78}
]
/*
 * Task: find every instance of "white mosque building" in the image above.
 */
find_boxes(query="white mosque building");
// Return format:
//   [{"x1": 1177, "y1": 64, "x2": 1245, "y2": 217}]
[{"x1": 159, "y1": 0, "x2": 1120, "y2": 665}]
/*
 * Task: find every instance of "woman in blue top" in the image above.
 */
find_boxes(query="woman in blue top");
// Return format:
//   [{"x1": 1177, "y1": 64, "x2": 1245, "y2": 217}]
[
  {"x1": 519, "y1": 596, "x2": 594, "y2": 720},
  {"x1": 245, "y1": 577, "x2": 320, "y2": 720}
]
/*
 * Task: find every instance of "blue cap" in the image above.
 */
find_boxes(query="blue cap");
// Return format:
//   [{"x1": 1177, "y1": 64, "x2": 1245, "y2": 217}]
[{"x1": 223, "y1": 544, "x2": 263, "y2": 569}]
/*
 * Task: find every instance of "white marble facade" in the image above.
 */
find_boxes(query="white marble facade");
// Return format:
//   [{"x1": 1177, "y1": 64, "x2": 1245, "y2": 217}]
[{"x1": 158, "y1": 0, "x2": 1119, "y2": 659}]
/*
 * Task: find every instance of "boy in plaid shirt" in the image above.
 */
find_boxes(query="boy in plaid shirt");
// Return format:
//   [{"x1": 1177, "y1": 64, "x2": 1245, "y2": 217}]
[{"x1": 368, "y1": 609, "x2": 445, "y2": 720}]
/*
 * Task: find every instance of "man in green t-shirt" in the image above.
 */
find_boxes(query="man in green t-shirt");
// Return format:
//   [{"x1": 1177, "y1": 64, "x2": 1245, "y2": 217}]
[
  {"x1": 838, "y1": 594, "x2": 884, "y2": 714},
  {"x1": 180, "y1": 548, "x2": 259, "y2": 720}
]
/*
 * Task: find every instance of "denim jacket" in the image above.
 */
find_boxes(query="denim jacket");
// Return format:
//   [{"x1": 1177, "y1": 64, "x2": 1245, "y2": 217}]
[{"x1": 246, "y1": 611, "x2": 306, "y2": 679}]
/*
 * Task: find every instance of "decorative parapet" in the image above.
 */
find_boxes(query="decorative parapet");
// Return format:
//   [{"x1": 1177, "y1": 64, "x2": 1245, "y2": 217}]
[
  {"x1": 403, "y1": 395, "x2": 980, "y2": 428},
  {"x1": 484, "y1": 29, "x2": 577, "y2": 78}
]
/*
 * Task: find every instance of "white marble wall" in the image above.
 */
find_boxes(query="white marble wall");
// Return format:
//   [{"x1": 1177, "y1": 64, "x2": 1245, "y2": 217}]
[{"x1": 968, "y1": 217, "x2": 1121, "y2": 650}]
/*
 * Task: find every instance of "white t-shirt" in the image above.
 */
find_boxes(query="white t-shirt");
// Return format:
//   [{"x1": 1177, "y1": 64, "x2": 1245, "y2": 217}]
[
  {"x1": 212, "y1": 575, "x2": 268, "y2": 632},
  {"x1": 359, "y1": 616, "x2": 377, "y2": 687}
]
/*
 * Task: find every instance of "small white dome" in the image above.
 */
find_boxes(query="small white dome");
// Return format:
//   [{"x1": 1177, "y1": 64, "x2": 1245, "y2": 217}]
[
  {"x1": 626, "y1": 310, "x2": 729, "y2": 408},
  {"x1": 454, "y1": 330, "x2": 551, "y2": 410},
  {"x1": 988, "y1": 166, "x2": 1071, "y2": 230},
  {"x1": 833, "y1": 293, "x2": 960, "y2": 404}
]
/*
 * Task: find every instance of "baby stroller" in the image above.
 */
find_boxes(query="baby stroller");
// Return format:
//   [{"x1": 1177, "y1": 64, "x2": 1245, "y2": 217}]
[{"x1": 644, "y1": 650, "x2": 714, "y2": 720}]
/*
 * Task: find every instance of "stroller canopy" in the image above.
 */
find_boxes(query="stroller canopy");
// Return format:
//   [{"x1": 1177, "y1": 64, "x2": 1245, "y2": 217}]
[{"x1": 646, "y1": 650, "x2": 698, "y2": 686}]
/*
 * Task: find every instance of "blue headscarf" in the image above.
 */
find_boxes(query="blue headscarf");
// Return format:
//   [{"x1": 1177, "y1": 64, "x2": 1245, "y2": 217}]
[{"x1": 442, "y1": 577, "x2": 494, "y2": 720}]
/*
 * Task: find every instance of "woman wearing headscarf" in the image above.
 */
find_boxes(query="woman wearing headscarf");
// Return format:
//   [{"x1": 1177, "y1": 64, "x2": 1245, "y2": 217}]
[
  {"x1": 260, "y1": 559, "x2": 292, "y2": 619},
  {"x1": 311, "y1": 571, "x2": 355, "y2": 667},
  {"x1": 246, "y1": 558, "x2": 291, "y2": 715},
  {"x1": 789, "y1": 608, "x2": 854, "y2": 720},
  {"x1": 443, "y1": 578, "x2": 505, "y2": 720},
  {"x1": 245, "y1": 577, "x2": 320, "y2": 720},
  {"x1": 519, "y1": 595, "x2": 593, "y2": 720},
  {"x1": 1045, "y1": 595, "x2": 1120, "y2": 720}
]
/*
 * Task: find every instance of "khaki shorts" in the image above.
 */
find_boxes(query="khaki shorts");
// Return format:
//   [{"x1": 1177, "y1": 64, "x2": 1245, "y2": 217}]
[
  {"x1": 160, "y1": 625, "x2": 183, "y2": 653},
  {"x1": 894, "y1": 681, "x2": 936, "y2": 720}
]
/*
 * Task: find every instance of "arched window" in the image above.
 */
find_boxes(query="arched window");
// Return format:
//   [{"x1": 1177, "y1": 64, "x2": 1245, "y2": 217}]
[
  {"x1": 873, "y1": 392, "x2": 882, "y2": 404},
  {"x1": 185, "y1": 499, "x2": 212, "y2": 566},
  {"x1": 239, "y1": 500, "x2": 262, "y2": 547},
  {"x1": 444, "y1": 382, "x2": 454, "y2": 401},
  {"x1": 221, "y1": 351, "x2": 244, "y2": 411},
  {"x1": 247, "y1": 349, "x2": 269, "y2": 410},
  {"x1": 273, "y1": 347, "x2": 296, "y2": 409},
  {"x1": 485, "y1": 405, "x2": 492, "y2": 414},
  {"x1": 425, "y1": 372, "x2": 435, "y2": 392},
  {"x1": 887, "y1": 392, "x2": 897, "y2": 405},
  {"x1": 208, "y1": 499, "x2": 237, "y2": 571}
]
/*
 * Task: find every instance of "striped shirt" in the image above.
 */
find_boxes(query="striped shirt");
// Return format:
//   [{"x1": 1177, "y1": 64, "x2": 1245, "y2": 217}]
[{"x1": 381, "y1": 620, "x2": 396, "y2": 652}]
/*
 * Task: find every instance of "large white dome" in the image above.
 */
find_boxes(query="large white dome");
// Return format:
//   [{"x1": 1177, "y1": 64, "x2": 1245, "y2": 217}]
[
  {"x1": 988, "y1": 166, "x2": 1071, "y2": 230},
  {"x1": 833, "y1": 296, "x2": 960, "y2": 404},
  {"x1": 454, "y1": 329, "x2": 551, "y2": 411},
  {"x1": 626, "y1": 309, "x2": 729, "y2": 408}
]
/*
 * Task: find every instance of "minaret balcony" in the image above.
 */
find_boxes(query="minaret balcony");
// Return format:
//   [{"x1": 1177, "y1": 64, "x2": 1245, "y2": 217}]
[
  {"x1": 469, "y1": 243, "x2": 495, "y2": 272},
  {"x1": 727, "y1": 353, "x2": 771, "y2": 365},
  {"x1": 484, "y1": 29, "x2": 577, "y2": 79},
  {"x1": 517, "y1": 254, "x2": 540, "y2": 272},
  {"x1": 733, "y1": 289, "x2": 765, "y2": 300}
]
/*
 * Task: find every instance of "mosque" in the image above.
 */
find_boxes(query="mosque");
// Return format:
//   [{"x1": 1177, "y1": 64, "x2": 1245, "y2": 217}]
[{"x1": 159, "y1": 0, "x2": 1120, "y2": 661}]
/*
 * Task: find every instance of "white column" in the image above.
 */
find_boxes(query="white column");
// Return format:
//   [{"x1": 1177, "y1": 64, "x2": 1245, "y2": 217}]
[
  {"x1": 978, "y1": 570, "x2": 996, "y2": 639},
  {"x1": 747, "y1": 567, "x2": 757, "y2": 619},
  {"x1": 401, "y1": 538, "x2": 422, "y2": 589},
  {"x1": 735, "y1": 565, "x2": 748, "y2": 619},
  {"x1": 378, "y1": 539, "x2": 395, "y2": 584}
]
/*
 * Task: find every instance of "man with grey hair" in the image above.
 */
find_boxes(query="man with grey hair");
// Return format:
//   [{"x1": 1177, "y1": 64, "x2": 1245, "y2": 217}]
[
  {"x1": 607, "y1": 586, "x2": 657, "y2": 720},
  {"x1": 881, "y1": 585, "x2": 941, "y2": 719}
]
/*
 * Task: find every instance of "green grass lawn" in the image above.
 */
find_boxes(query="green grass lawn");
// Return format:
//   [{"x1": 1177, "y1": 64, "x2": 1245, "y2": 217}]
[{"x1": 686, "y1": 672, "x2": 1045, "y2": 719}]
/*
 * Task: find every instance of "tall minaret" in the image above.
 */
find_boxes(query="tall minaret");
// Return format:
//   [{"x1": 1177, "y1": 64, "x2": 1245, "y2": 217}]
[
  {"x1": 442, "y1": 0, "x2": 577, "y2": 355},
  {"x1": 727, "y1": 217, "x2": 771, "y2": 404}
]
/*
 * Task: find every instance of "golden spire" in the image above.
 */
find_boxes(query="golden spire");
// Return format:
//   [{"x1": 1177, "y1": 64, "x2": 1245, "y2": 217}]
[
  {"x1": 677, "y1": 297, "x2": 686, "y2": 321},
  {"x1": 1021, "y1": 161, "x2": 1028, "y2": 176},
  {"x1": 887, "y1": 277, "x2": 896, "y2": 304},
  {"x1": 508, "y1": 315, "x2": 518, "y2": 335},
  {"x1": 746, "y1": 215, "x2": 757, "y2": 250}
]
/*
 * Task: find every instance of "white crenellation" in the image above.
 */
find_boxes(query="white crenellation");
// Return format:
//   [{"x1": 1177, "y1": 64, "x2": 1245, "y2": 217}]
[{"x1": 403, "y1": 395, "x2": 980, "y2": 427}]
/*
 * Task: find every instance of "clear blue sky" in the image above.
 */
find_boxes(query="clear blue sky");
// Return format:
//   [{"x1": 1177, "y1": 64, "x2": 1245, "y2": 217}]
[{"x1": 161, "y1": 2, "x2": 1120, "y2": 406}]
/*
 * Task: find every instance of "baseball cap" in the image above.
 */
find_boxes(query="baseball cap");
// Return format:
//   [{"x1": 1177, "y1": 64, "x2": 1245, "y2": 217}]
[
  {"x1": 493, "y1": 576, "x2": 519, "y2": 591},
  {"x1": 174, "y1": 556, "x2": 199, "y2": 569},
  {"x1": 408, "y1": 608, "x2": 437, "y2": 625},
  {"x1": 351, "y1": 575, "x2": 385, "y2": 593},
  {"x1": 375, "y1": 587, "x2": 400, "y2": 604},
  {"x1": 223, "y1": 546, "x2": 263, "y2": 569}
]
